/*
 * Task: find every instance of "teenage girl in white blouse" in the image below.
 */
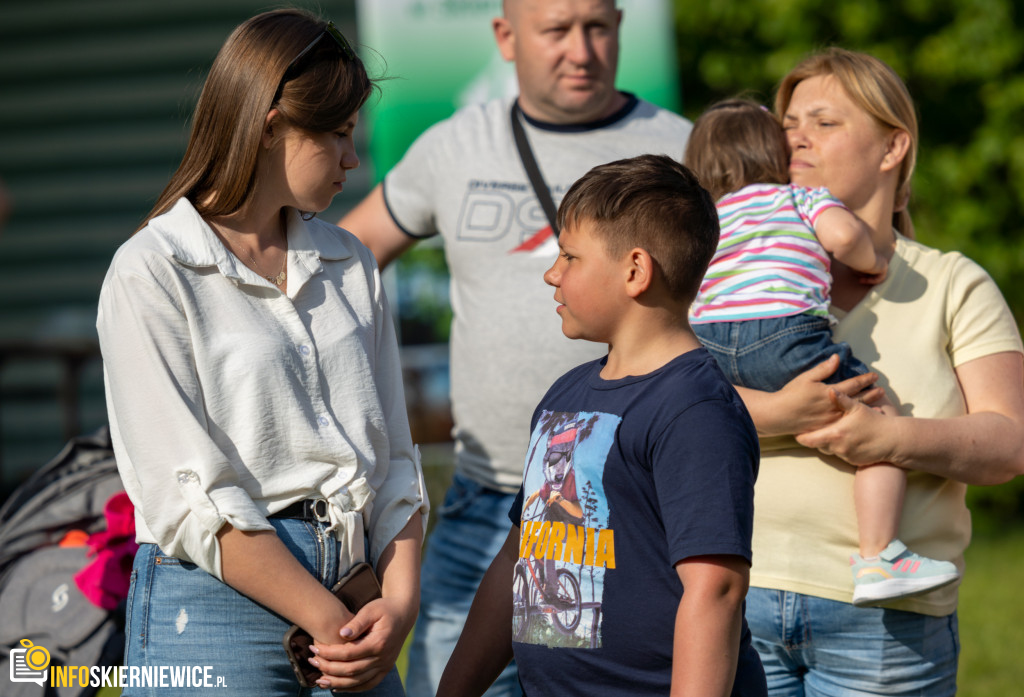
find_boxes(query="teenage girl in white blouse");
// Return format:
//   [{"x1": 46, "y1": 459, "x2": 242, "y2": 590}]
[{"x1": 98, "y1": 9, "x2": 426, "y2": 695}]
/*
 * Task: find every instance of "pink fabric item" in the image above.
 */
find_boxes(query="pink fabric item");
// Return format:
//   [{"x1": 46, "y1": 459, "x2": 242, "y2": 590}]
[{"x1": 73, "y1": 491, "x2": 139, "y2": 610}]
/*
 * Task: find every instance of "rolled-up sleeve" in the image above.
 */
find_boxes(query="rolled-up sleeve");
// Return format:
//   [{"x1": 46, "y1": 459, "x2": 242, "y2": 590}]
[{"x1": 98, "y1": 254, "x2": 271, "y2": 580}]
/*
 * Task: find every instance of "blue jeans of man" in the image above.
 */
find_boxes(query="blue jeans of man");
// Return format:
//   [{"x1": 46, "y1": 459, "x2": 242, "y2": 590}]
[
  {"x1": 122, "y1": 518, "x2": 404, "y2": 697},
  {"x1": 404, "y1": 472, "x2": 522, "y2": 697},
  {"x1": 692, "y1": 314, "x2": 868, "y2": 392},
  {"x1": 746, "y1": 588, "x2": 959, "y2": 696}
]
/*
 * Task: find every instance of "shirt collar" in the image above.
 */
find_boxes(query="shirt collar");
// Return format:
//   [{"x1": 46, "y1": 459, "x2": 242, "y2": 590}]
[
  {"x1": 516, "y1": 92, "x2": 639, "y2": 133},
  {"x1": 150, "y1": 198, "x2": 355, "y2": 286}
]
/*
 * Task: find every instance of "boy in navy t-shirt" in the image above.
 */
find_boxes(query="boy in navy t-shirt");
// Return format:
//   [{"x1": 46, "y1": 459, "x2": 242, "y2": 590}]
[{"x1": 437, "y1": 154, "x2": 766, "y2": 696}]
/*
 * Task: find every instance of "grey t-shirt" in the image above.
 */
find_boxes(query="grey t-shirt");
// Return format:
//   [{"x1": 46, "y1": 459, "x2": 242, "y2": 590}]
[{"x1": 384, "y1": 94, "x2": 692, "y2": 492}]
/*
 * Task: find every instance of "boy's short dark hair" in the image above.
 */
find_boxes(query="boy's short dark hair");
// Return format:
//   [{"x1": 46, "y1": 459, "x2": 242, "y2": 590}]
[{"x1": 557, "y1": 154, "x2": 719, "y2": 303}]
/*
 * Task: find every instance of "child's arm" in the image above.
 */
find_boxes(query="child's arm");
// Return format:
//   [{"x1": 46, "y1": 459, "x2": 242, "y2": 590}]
[
  {"x1": 436, "y1": 526, "x2": 520, "y2": 697},
  {"x1": 813, "y1": 207, "x2": 888, "y2": 281},
  {"x1": 672, "y1": 555, "x2": 750, "y2": 697}
]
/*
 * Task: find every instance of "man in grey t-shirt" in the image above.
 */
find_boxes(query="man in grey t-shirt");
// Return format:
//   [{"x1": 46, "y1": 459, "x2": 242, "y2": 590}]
[{"x1": 340, "y1": 2, "x2": 691, "y2": 694}]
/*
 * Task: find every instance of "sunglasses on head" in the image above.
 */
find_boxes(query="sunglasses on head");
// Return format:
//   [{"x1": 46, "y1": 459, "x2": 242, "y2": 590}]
[
  {"x1": 289, "y1": 21, "x2": 356, "y2": 70},
  {"x1": 275, "y1": 21, "x2": 356, "y2": 101}
]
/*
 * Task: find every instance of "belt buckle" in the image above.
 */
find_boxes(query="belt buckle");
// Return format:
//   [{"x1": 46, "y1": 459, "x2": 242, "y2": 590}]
[{"x1": 311, "y1": 498, "x2": 330, "y2": 523}]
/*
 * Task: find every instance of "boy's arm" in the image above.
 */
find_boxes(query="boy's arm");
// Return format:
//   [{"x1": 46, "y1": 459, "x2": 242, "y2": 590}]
[
  {"x1": 437, "y1": 526, "x2": 520, "y2": 697},
  {"x1": 813, "y1": 206, "x2": 888, "y2": 279},
  {"x1": 672, "y1": 555, "x2": 750, "y2": 697}
]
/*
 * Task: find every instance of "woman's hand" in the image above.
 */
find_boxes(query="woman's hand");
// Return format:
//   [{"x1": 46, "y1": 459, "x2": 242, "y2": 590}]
[
  {"x1": 800, "y1": 352, "x2": 1024, "y2": 484},
  {"x1": 795, "y1": 389, "x2": 898, "y2": 466},
  {"x1": 310, "y1": 595, "x2": 414, "y2": 692},
  {"x1": 311, "y1": 514, "x2": 423, "y2": 692},
  {"x1": 739, "y1": 354, "x2": 885, "y2": 437}
]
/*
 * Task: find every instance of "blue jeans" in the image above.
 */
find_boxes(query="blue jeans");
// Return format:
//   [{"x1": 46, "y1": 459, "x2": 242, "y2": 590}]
[
  {"x1": 693, "y1": 315, "x2": 868, "y2": 392},
  {"x1": 745, "y1": 588, "x2": 959, "y2": 696},
  {"x1": 405, "y1": 472, "x2": 522, "y2": 697},
  {"x1": 123, "y1": 518, "x2": 404, "y2": 697}
]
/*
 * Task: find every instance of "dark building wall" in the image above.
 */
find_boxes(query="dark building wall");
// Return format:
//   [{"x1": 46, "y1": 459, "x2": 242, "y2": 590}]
[{"x1": 0, "y1": 1, "x2": 367, "y2": 492}]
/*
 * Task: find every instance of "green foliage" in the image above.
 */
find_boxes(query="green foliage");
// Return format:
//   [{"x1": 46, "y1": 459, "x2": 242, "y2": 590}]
[
  {"x1": 394, "y1": 245, "x2": 452, "y2": 344},
  {"x1": 673, "y1": 0, "x2": 1024, "y2": 324},
  {"x1": 674, "y1": 0, "x2": 1024, "y2": 524},
  {"x1": 957, "y1": 527, "x2": 1024, "y2": 694},
  {"x1": 966, "y1": 476, "x2": 1024, "y2": 535}
]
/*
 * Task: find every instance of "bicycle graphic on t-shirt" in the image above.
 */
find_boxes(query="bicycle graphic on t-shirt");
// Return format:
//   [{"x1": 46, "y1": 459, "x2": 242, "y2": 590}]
[
  {"x1": 515, "y1": 414, "x2": 612, "y2": 648},
  {"x1": 513, "y1": 496, "x2": 583, "y2": 640}
]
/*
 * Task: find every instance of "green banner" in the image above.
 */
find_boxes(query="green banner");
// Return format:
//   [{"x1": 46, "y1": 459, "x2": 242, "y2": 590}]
[{"x1": 355, "y1": 0, "x2": 681, "y2": 181}]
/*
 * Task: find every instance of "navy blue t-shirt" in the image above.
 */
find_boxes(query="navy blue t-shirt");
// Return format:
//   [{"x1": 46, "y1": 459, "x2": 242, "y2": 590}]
[{"x1": 509, "y1": 348, "x2": 766, "y2": 696}]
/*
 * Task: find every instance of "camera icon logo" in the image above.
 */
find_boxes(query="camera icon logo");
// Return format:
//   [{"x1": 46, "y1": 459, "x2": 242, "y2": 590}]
[{"x1": 10, "y1": 638, "x2": 50, "y2": 685}]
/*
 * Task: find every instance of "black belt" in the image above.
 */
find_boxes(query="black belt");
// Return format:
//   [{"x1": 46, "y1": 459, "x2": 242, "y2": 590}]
[{"x1": 270, "y1": 498, "x2": 330, "y2": 522}]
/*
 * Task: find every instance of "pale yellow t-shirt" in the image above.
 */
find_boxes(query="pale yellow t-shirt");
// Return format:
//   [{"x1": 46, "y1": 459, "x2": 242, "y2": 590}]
[{"x1": 750, "y1": 234, "x2": 1023, "y2": 616}]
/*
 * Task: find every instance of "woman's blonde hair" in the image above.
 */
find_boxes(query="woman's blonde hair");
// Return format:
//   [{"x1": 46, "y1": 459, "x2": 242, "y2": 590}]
[
  {"x1": 684, "y1": 99, "x2": 789, "y2": 201},
  {"x1": 140, "y1": 9, "x2": 375, "y2": 229},
  {"x1": 775, "y1": 47, "x2": 918, "y2": 236}
]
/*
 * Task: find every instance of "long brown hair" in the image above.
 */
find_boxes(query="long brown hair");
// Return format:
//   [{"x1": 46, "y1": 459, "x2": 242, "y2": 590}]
[
  {"x1": 684, "y1": 98, "x2": 789, "y2": 201},
  {"x1": 140, "y1": 9, "x2": 375, "y2": 230},
  {"x1": 775, "y1": 47, "x2": 918, "y2": 236}
]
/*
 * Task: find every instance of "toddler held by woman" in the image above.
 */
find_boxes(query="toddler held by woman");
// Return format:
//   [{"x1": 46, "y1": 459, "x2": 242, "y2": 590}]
[{"x1": 685, "y1": 99, "x2": 958, "y2": 606}]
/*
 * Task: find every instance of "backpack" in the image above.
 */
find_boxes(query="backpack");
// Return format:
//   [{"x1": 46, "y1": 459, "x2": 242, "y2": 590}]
[{"x1": 0, "y1": 427, "x2": 128, "y2": 697}]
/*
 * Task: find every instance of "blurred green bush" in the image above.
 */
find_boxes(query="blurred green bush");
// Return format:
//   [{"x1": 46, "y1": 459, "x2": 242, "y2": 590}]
[
  {"x1": 673, "y1": 0, "x2": 1024, "y2": 328},
  {"x1": 672, "y1": 0, "x2": 1024, "y2": 527}
]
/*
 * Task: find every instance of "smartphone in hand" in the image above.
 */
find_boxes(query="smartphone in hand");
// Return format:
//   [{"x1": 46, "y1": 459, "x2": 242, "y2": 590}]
[{"x1": 282, "y1": 562, "x2": 383, "y2": 687}]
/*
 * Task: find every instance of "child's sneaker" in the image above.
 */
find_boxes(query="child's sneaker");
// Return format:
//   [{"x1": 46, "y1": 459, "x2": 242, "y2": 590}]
[{"x1": 850, "y1": 539, "x2": 959, "y2": 607}]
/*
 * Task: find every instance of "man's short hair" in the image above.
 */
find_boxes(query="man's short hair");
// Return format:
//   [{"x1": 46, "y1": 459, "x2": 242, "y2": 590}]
[{"x1": 557, "y1": 154, "x2": 719, "y2": 302}]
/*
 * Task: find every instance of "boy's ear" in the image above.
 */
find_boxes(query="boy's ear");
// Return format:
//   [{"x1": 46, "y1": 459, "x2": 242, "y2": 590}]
[{"x1": 624, "y1": 248, "x2": 654, "y2": 298}]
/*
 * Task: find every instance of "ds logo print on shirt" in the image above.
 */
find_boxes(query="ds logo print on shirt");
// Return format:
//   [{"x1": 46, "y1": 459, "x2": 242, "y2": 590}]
[{"x1": 514, "y1": 410, "x2": 617, "y2": 649}]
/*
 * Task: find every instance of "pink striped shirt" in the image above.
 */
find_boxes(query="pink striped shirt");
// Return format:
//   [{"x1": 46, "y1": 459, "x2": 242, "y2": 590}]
[{"x1": 691, "y1": 184, "x2": 846, "y2": 323}]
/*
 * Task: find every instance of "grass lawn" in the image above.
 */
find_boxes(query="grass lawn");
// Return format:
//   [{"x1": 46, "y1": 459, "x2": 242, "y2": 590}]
[{"x1": 956, "y1": 526, "x2": 1024, "y2": 695}]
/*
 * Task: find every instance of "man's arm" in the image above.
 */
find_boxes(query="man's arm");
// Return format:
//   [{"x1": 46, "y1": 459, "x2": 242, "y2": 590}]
[
  {"x1": 672, "y1": 555, "x2": 749, "y2": 697},
  {"x1": 339, "y1": 183, "x2": 419, "y2": 269},
  {"x1": 436, "y1": 526, "x2": 519, "y2": 697}
]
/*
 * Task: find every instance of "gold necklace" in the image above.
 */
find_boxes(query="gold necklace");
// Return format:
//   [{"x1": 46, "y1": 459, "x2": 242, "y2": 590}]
[
  {"x1": 243, "y1": 248, "x2": 287, "y2": 287},
  {"x1": 215, "y1": 224, "x2": 287, "y2": 287}
]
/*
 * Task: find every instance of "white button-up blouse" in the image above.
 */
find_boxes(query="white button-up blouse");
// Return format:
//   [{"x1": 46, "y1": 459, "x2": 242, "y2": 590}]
[{"x1": 97, "y1": 198, "x2": 427, "y2": 580}]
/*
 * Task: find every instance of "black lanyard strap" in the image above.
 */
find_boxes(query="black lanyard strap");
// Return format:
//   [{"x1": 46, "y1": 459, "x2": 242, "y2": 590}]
[{"x1": 510, "y1": 101, "x2": 560, "y2": 238}]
